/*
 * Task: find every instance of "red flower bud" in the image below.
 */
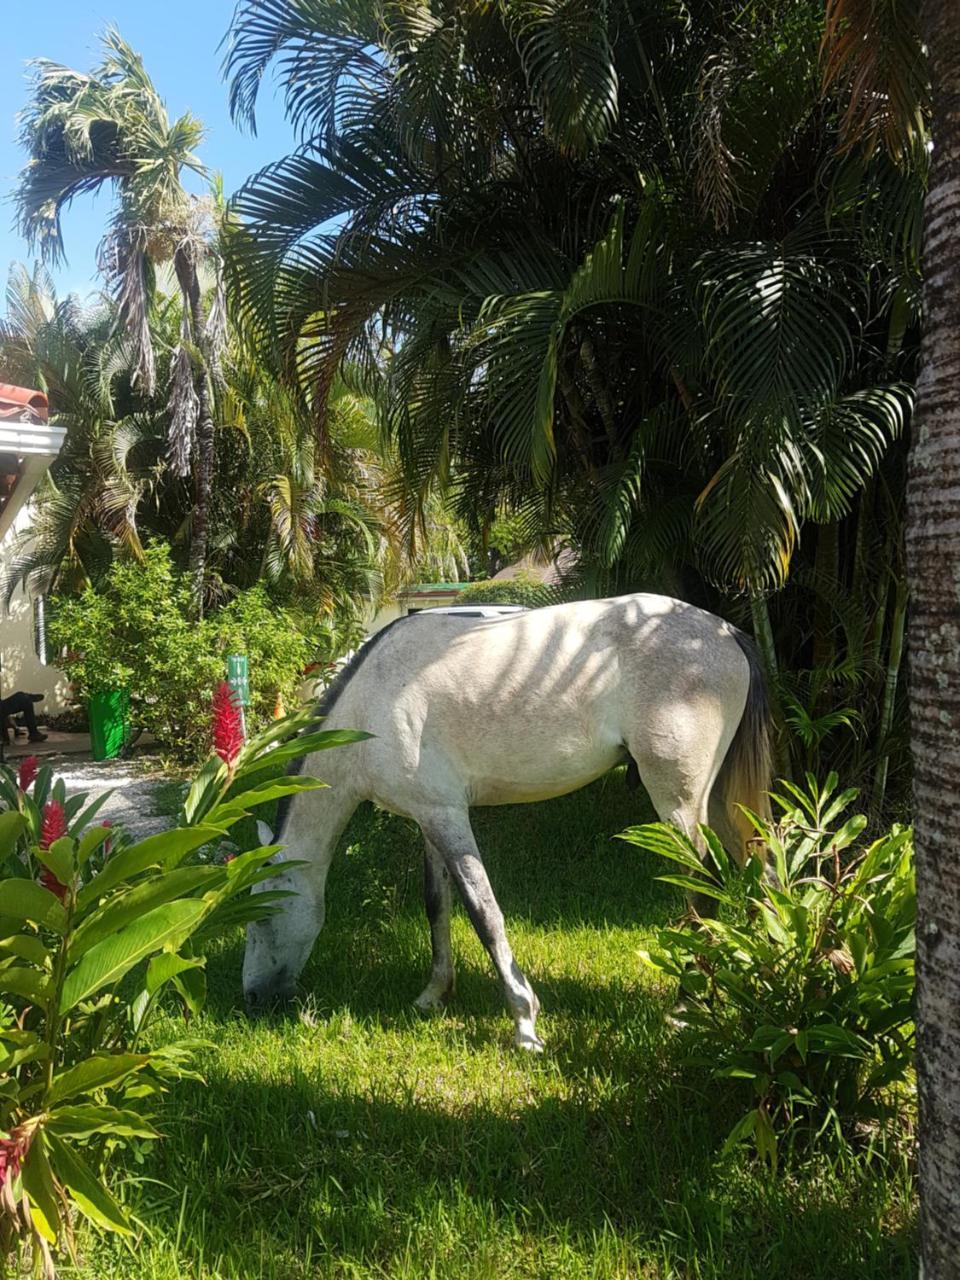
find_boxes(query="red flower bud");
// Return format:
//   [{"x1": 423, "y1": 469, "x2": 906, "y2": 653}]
[
  {"x1": 101, "y1": 819, "x2": 114, "y2": 857},
  {"x1": 17, "y1": 755, "x2": 39, "y2": 792},
  {"x1": 212, "y1": 681, "x2": 245, "y2": 767}
]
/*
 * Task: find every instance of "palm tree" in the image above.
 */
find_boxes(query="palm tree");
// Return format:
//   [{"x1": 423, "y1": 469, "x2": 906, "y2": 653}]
[
  {"x1": 0, "y1": 263, "x2": 162, "y2": 599},
  {"x1": 15, "y1": 30, "x2": 223, "y2": 608},
  {"x1": 223, "y1": 0, "x2": 921, "y2": 797}
]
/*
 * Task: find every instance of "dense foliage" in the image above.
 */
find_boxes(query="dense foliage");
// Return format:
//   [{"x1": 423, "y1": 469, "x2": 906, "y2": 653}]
[
  {"x1": 223, "y1": 0, "x2": 926, "y2": 812},
  {"x1": 455, "y1": 572, "x2": 556, "y2": 609},
  {"x1": 620, "y1": 776, "x2": 915, "y2": 1163},
  {"x1": 49, "y1": 545, "x2": 313, "y2": 760},
  {"x1": 0, "y1": 708, "x2": 361, "y2": 1275}
]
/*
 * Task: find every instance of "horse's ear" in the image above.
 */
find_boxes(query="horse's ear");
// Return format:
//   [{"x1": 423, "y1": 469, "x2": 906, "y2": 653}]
[{"x1": 256, "y1": 819, "x2": 275, "y2": 847}]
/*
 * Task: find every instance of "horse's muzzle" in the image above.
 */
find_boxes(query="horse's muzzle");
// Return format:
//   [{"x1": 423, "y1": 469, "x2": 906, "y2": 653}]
[{"x1": 243, "y1": 973, "x2": 296, "y2": 1017}]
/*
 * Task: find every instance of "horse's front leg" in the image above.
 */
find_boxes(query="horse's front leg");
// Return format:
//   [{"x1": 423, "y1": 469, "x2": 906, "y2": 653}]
[
  {"x1": 414, "y1": 839, "x2": 456, "y2": 1012},
  {"x1": 420, "y1": 807, "x2": 543, "y2": 1052}
]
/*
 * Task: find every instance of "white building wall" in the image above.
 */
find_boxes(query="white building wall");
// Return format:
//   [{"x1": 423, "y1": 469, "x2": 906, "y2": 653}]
[{"x1": 0, "y1": 504, "x2": 72, "y2": 711}]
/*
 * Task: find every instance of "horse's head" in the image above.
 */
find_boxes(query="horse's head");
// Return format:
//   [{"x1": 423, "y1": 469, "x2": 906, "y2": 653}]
[{"x1": 242, "y1": 821, "x2": 315, "y2": 1014}]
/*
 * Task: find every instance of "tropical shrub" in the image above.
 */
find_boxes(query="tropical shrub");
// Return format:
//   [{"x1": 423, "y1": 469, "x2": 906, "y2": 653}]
[
  {"x1": 50, "y1": 544, "x2": 314, "y2": 760},
  {"x1": 619, "y1": 775, "x2": 915, "y2": 1165},
  {"x1": 0, "y1": 707, "x2": 364, "y2": 1275},
  {"x1": 455, "y1": 573, "x2": 557, "y2": 609}
]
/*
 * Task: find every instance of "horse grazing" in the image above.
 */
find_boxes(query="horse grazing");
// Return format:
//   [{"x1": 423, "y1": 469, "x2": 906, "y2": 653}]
[{"x1": 243, "y1": 594, "x2": 772, "y2": 1050}]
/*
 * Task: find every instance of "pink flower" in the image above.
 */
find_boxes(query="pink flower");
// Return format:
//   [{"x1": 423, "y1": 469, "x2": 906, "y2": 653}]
[
  {"x1": 212, "y1": 681, "x2": 244, "y2": 767},
  {"x1": 17, "y1": 755, "x2": 39, "y2": 792}
]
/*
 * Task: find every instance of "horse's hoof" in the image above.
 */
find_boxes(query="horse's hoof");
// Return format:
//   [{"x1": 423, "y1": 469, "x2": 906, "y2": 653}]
[
  {"x1": 414, "y1": 986, "x2": 453, "y2": 1014},
  {"x1": 514, "y1": 1029, "x2": 545, "y2": 1053}
]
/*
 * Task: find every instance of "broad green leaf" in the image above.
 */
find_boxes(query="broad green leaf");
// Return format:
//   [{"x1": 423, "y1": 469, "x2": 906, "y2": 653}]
[
  {"x1": 0, "y1": 810, "x2": 26, "y2": 859},
  {"x1": 46, "y1": 1104, "x2": 160, "y2": 1140},
  {"x1": 0, "y1": 965, "x2": 51, "y2": 1006},
  {"x1": 22, "y1": 1133, "x2": 60, "y2": 1243},
  {"x1": 47, "y1": 1053, "x2": 151, "y2": 1106},
  {"x1": 35, "y1": 836, "x2": 75, "y2": 888},
  {"x1": 46, "y1": 1132, "x2": 133, "y2": 1235},
  {"x1": 76, "y1": 826, "x2": 226, "y2": 909},
  {"x1": 0, "y1": 933, "x2": 49, "y2": 966},
  {"x1": 0, "y1": 879, "x2": 67, "y2": 932},
  {"x1": 172, "y1": 965, "x2": 206, "y2": 1017},
  {"x1": 61, "y1": 899, "x2": 207, "y2": 1011},
  {"x1": 182, "y1": 755, "x2": 227, "y2": 825},
  {"x1": 77, "y1": 824, "x2": 115, "y2": 868},
  {"x1": 209, "y1": 777, "x2": 328, "y2": 822},
  {"x1": 146, "y1": 952, "x2": 204, "y2": 996},
  {"x1": 70, "y1": 865, "x2": 226, "y2": 960}
]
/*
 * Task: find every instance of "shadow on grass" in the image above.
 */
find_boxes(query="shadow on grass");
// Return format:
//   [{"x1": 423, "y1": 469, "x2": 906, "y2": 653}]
[
  {"x1": 113, "y1": 774, "x2": 914, "y2": 1278},
  {"x1": 130, "y1": 1039, "x2": 914, "y2": 1280}
]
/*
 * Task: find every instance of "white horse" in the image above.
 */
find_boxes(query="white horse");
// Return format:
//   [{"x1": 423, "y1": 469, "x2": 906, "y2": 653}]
[{"x1": 243, "y1": 594, "x2": 772, "y2": 1050}]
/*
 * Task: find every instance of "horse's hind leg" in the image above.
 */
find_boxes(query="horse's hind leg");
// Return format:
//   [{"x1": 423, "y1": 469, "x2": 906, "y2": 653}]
[
  {"x1": 415, "y1": 840, "x2": 456, "y2": 1012},
  {"x1": 419, "y1": 807, "x2": 543, "y2": 1052}
]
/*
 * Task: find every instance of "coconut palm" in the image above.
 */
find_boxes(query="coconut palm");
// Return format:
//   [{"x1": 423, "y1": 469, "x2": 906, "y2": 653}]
[{"x1": 15, "y1": 29, "x2": 223, "y2": 608}]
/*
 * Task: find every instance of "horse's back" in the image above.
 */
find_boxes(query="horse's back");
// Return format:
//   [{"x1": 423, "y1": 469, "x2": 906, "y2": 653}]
[{"x1": 328, "y1": 594, "x2": 750, "y2": 810}]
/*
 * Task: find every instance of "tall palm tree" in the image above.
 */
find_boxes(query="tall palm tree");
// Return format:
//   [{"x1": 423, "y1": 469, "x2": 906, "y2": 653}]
[
  {"x1": 15, "y1": 30, "x2": 222, "y2": 608},
  {"x1": 903, "y1": 6, "x2": 960, "y2": 1274}
]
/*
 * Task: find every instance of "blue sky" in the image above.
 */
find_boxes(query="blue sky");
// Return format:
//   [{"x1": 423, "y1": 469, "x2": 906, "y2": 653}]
[{"x1": 1, "y1": 1, "x2": 297, "y2": 299}]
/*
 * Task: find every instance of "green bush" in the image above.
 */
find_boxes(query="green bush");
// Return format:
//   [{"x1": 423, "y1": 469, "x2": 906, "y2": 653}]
[
  {"x1": 0, "y1": 709, "x2": 364, "y2": 1273},
  {"x1": 50, "y1": 546, "x2": 314, "y2": 760},
  {"x1": 455, "y1": 571, "x2": 558, "y2": 609},
  {"x1": 618, "y1": 774, "x2": 915, "y2": 1165}
]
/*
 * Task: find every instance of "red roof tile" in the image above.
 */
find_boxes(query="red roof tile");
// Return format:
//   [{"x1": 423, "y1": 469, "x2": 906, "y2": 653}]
[{"x1": 0, "y1": 383, "x2": 49, "y2": 424}]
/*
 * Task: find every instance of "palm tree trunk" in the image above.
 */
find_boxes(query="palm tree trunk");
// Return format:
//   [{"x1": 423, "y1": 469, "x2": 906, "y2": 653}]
[
  {"x1": 904, "y1": 6, "x2": 960, "y2": 1274},
  {"x1": 175, "y1": 247, "x2": 215, "y2": 615}
]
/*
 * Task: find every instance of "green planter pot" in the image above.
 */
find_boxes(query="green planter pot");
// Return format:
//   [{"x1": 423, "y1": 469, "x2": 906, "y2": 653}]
[{"x1": 88, "y1": 689, "x2": 129, "y2": 761}]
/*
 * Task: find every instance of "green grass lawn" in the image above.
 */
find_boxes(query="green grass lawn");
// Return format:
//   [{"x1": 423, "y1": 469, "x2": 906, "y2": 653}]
[{"x1": 70, "y1": 772, "x2": 915, "y2": 1279}]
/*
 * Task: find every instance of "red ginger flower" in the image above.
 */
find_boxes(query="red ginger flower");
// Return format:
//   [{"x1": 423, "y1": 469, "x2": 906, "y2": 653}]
[
  {"x1": 101, "y1": 818, "x2": 114, "y2": 857},
  {"x1": 0, "y1": 1132, "x2": 25, "y2": 1188},
  {"x1": 17, "y1": 755, "x2": 39, "y2": 792},
  {"x1": 212, "y1": 681, "x2": 244, "y2": 767},
  {"x1": 38, "y1": 800, "x2": 69, "y2": 902},
  {"x1": 39, "y1": 800, "x2": 67, "y2": 851}
]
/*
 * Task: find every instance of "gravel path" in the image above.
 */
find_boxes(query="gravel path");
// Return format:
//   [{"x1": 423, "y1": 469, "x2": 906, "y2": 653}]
[{"x1": 53, "y1": 757, "x2": 177, "y2": 841}]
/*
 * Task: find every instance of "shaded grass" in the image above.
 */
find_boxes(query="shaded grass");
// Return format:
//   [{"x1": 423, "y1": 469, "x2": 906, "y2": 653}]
[{"x1": 66, "y1": 772, "x2": 915, "y2": 1279}]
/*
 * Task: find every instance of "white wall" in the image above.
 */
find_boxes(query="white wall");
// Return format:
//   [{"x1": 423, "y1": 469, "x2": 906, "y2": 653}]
[{"x1": 0, "y1": 504, "x2": 72, "y2": 712}]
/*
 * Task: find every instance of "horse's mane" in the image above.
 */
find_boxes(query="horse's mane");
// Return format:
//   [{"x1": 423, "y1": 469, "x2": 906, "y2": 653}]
[{"x1": 273, "y1": 616, "x2": 413, "y2": 838}]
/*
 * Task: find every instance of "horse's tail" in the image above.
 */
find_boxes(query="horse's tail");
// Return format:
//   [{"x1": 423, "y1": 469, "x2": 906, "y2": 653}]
[{"x1": 710, "y1": 629, "x2": 774, "y2": 864}]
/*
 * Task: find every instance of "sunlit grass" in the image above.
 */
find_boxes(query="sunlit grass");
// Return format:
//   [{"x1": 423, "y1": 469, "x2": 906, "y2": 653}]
[{"x1": 64, "y1": 773, "x2": 915, "y2": 1279}]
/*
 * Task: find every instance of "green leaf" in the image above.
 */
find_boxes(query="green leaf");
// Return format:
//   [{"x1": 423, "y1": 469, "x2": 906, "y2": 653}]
[
  {"x1": 70, "y1": 865, "x2": 226, "y2": 960},
  {"x1": 35, "y1": 835, "x2": 75, "y2": 888},
  {"x1": 172, "y1": 965, "x2": 206, "y2": 1017},
  {"x1": 146, "y1": 951, "x2": 205, "y2": 996},
  {"x1": 46, "y1": 1132, "x2": 133, "y2": 1235},
  {"x1": 0, "y1": 933, "x2": 49, "y2": 967},
  {"x1": 0, "y1": 965, "x2": 51, "y2": 1006},
  {"x1": 0, "y1": 879, "x2": 67, "y2": 932},
  {"x1": 209, "y1": 777, "x2": 328, "y2": 823},
  {"x1": 46, "y1": 1104, "x2": 160, "y2": 1140},
  {"x1": 76, "y1": 826, "x2": 226, "y2": 910},
  {"x1": 61, "y1": 899, "x2": 208, "y2": 1012},
  {"x1": 0, "y1": 810, "x2": 27, "y2": 859},
  {"x1": 47, "y1": 1053, "x2": 151, "y2": 1106},
  {"x1": 21, "y1": 1132, "x2": 60, "y2": 1244}
]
